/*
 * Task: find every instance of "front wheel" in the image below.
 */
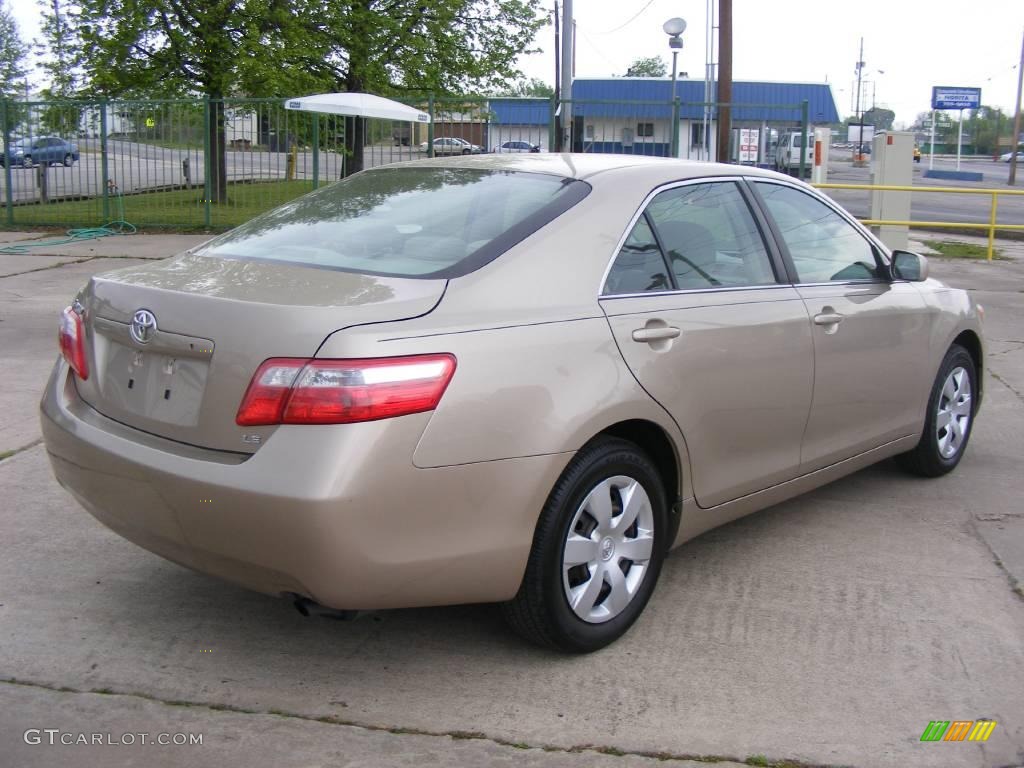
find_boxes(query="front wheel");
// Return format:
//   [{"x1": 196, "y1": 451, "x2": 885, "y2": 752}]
[
  {"x1": 63, "y1": 154, "x2": 73, "y2": 167},
  {"x1": 897, "y1": 344, "x2": 976, "y2": 477},
  {"x1": 461, "y1": 148, "x2": 471, "y2": 155},
  {"x1": 21, "y1": 155, "x2": 32, "y2": 168},
  {"x1": 502, "y1": 437, "x2": 668, "y2": 652}
]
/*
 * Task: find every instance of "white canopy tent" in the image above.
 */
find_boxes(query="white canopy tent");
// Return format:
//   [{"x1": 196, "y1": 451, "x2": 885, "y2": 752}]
[
  {"x1": 284, "y1": 93, "x2": 430, "y2": 124},
  {"x1": 284, "y1": 93, "x2": 430, "y2": 178}
]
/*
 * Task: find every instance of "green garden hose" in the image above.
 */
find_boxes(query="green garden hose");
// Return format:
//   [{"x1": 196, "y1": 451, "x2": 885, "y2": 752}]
[{"x1": 0, "y1": 188, "x2": 136, "y2": 255}]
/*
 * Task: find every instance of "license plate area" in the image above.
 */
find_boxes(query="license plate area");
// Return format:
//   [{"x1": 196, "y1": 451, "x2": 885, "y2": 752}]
[{"x1": 105, "y1": 343, "x2": 209, "y2": 426}]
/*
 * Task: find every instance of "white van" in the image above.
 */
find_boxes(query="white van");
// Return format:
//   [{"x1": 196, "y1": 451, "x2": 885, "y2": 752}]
[{"x1": 774, "y1": 130, "x2": 814, "y2": 175}]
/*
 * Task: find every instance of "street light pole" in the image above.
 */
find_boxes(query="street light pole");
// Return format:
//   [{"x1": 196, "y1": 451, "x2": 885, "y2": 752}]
[{"x1": 663, "y1": 18, "x2": 686, "y2": 158}]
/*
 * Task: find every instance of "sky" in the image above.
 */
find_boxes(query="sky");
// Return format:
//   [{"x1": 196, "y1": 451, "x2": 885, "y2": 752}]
[
  {"x1": 515, "y1": 0, "x2": 1024, "y2": 126},
  {"x1": 7, "y1": 0, "x2": 1023, "y2": 126}
]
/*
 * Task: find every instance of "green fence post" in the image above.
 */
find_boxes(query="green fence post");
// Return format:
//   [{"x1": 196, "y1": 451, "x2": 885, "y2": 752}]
[
  {"x1": 202, "y1": 97, "x2": 212, "y2": 228},
  {"x1": 1, "y1": 100, "x2": 13, "y2": 226},
  {"x1": 671, "y1": 97, "x2": 681, "y2": 157},
  {"x1": 798, "y1": 99, "x2": 809, "y2": 179},
  {"x1": 549, "y1": 94, "x2": 557, "y2": 152},
  {"x1": 99, "y1": 100, "x2": 110, "y2": 222},
  {"x1": 427, "y1": 94, "x2": 435, "y2": 158},
  {"x1": 312, "y1": 115, "x2": 320, "y2": 189}
]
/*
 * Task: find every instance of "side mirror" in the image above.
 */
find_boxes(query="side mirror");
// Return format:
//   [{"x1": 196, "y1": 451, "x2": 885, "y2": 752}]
[{"x1": 891, "y1": 250, "x2": 929, "y2": 282}]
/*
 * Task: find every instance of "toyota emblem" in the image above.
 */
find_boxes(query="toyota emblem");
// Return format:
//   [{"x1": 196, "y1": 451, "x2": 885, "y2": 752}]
[{"x1": 130, "y1": 309, "x2": 158, "y2": 344}]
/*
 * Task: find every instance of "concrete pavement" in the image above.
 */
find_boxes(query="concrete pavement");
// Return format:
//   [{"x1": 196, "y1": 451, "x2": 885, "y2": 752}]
[{"x1": 1, "y1": 231, "x2": 1023, "y2": 767}]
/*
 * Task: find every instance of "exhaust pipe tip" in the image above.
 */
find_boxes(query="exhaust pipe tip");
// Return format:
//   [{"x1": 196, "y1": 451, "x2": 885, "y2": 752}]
[{"x1": 286, "y1": 593, "x2": 360, "y2": 621}]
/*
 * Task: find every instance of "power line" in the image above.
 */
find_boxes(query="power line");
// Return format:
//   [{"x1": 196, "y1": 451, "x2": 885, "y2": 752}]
[{"x1": 598, "y1": 0, "x2": 658, "y2": 34}]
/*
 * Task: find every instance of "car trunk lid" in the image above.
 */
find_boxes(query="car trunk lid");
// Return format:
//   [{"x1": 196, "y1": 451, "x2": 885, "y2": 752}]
[{"x1": 74, "y1": 252, "x2": 446, "y2": 453}]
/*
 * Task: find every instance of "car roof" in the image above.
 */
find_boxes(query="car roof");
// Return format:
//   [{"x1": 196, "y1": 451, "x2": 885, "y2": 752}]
[{"x1": 379, "y1": 153, "x2": 789, "y2": 185}]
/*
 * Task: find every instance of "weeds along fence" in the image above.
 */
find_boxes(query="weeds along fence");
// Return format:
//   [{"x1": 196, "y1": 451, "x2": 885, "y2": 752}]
[{"x1": 0, "y1": 95, "x2": 810, "y2": 231}]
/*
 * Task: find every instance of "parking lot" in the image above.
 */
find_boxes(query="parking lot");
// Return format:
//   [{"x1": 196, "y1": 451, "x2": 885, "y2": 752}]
[{"x1": 1, "y1": 232, "x2": 1023, "y2": 767}]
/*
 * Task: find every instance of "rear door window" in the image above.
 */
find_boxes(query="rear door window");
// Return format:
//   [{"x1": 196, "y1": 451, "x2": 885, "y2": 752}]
[
  {"x1": 645, "y1": 181, "x2": 777, "y2": 289},
  {"x1": 201, "y1": 167, "x2": 590, "y2": 279}
]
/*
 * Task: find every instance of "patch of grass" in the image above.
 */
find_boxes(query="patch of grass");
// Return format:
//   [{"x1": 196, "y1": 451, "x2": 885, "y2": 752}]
[
  {"x1": 922, "y1": 239, "x2": 1002, "y2": 260},
  {"x1": 746, "y1": 757, "x2": 770, "y2": 767},
  {"x1": 5, "y1": 179, "x2": 318, "y2": 232}
]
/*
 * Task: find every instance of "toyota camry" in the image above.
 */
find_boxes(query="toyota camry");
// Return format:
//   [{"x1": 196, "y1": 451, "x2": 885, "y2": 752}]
[{"x1": 41, "y1": 154, "x2": 983, "y2": 652}]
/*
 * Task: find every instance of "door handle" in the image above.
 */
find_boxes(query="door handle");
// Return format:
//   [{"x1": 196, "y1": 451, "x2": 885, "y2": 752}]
[
  {"x1": 813, "y1": 312, "x2": 844, "y2": 326},
  {"x1": 632, "y1": 326, "x2": 681, "y2": 342}
]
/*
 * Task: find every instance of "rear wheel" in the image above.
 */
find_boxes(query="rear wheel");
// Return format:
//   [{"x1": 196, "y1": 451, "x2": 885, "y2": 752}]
[
  {"x1": 897, "y1": 344, "x2": 976, "y2": 477},
  {"x1": 503, "y1": 437, "x2": 668, "y2": 652}
]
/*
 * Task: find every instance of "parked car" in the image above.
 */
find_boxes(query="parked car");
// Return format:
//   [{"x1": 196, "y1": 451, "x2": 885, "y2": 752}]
[
  {"x1": 418, "y1": 137, "x2": 483, "y2": 155},
  {"x1": 41, "y1": 155, "x2": 983, "y2": 653},
  {"x1": 999, "y1": 150, "x2": 1024, "y2": 163},
  {"x1": 494, "y1": 140, "x2": 541, "y2": 153},
  {"x1": 1, "y1": 136, "x2": 80, "y2": 167},
  {"x1": 773, "y1": 129, "x2": 815, "y2": 174}
]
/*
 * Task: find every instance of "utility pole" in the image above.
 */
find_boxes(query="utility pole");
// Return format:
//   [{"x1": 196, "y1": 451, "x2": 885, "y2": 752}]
[
  {"x1": 715, "y1": 0, "x2": 732, "y2": 162},
  {"x1": 559, "y1": 0, "x2": 573, "y2": 153},
  {"x1": 553, "y1": 0, "x2": 560, "y2": 144},
  {"x1": 1010, "y1": 27, "x2": 1024, "y2": 186},
  {"x1": 854, "y1": 38, "x2": 866, "y2": 165}
]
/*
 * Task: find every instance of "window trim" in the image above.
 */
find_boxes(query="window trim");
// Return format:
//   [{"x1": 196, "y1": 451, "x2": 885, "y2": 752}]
[
  {"x1": 744, "y1": 177, "x2": 896, "y2": 286},
  {"x1": 599, "y1": 176, "x2": 787, "y2": 298}
]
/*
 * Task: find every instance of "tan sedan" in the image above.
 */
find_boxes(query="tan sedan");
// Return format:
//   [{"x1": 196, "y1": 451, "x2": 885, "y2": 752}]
[{"x1": 41, "y1": 155, "x2": 983, "y2": 652}]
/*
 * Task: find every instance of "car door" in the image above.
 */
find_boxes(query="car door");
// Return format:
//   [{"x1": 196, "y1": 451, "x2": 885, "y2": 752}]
[
  {"x1": 750, "y1": 179, "x2": 931, "y2": 472},
  {"x1": 600, "y1": 179, "x2": 814, "y2": 508}
]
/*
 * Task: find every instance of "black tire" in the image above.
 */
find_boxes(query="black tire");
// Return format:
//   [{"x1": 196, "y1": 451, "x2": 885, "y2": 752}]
[
  {"x1": 21, "y1": 155, "x2": 32, "y2": 168},
  {"x1": 897, "y1": 344, "x2": 977, "y2": 477},
  {"x1": 502, "y1": 436, "x2": 668, "y2": 653},
  {"x1": 461, "y1": 148, "x2": 471, "y2": 155},
  {"x1": 63, "y1": 154, "x2": 73, "y2": 167}
]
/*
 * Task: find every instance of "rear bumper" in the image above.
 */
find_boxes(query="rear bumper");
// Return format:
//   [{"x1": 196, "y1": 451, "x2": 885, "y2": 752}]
[{"x1": 40, "y1": 361, "x2": 569, "y2": 610}]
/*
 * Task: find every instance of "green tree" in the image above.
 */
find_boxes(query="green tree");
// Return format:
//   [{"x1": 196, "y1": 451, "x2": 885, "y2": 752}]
[
  {"x1": 625, "y1": 56, "x2": 667, "y2": 77},
  {"x1": 844, "y1": 107, "x2": 895, "y2": 132},
  {"x1": 861, "y1": 107, "x2": 894, "y2": 131},
  {"x1": 43, "y1": 0, "x2": 545, "y2": 193},
  {"x1": 0, "y1": 0, "x2": 29, "y2": 135},
  {"x1": 287, "y1": 0, "x2": 546, "y2": 172},
  {"x1": 0, "y1": 0, "x2": 28, "y2": 99},
  {"x1": 499, "y1": 77, "x2": 553, "y2": 98}
]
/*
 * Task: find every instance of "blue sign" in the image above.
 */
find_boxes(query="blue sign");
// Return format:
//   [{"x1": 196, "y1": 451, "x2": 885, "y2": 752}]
[{"x1": 932, "y1": 86, "x2": 981, "y2": 110}]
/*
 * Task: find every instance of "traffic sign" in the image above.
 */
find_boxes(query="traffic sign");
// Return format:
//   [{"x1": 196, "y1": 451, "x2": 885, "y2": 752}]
[{"x1": 931, "y1": 86, "x2": 981, "y2": 110}]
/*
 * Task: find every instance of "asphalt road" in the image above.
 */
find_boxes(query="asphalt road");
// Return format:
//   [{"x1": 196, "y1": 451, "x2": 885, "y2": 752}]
[
  {"x1": 0, "y1": 235, "x2": 1022, "y2": 767},
  {"x1": 0, "y1": 142, "x2": 425, "y2": 205},
  {"x1": 820, "y1": 154, "x2": 1024, "y2": 229}
]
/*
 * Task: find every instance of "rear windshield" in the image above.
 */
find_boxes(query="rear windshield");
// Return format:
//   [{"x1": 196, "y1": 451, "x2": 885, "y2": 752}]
[{"x1": 200, "y1": 166, "x2": 590, "y2": 279}]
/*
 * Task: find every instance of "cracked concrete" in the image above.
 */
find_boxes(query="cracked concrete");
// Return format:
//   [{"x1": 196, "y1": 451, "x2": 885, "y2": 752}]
[
  {"x1": 2, "y1": 682, "x2": 755, "y2": 768},
  {"x1": 1, "y1": 240, "x2": 1023, "y2": 767}
]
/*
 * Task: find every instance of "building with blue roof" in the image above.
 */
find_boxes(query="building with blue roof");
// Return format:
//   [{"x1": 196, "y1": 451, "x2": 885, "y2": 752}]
[{"x1": 486, "y1": 78, "x2": 838, "y2": 163}]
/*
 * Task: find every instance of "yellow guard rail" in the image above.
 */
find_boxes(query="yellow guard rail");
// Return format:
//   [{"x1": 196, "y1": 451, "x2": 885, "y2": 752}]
[{"x1": 812, "y1": 183, "x2": 1024, "y2": 261}]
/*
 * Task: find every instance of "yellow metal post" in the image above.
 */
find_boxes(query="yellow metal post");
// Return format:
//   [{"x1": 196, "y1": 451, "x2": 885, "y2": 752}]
[{"x1": 988, "y1": 191, "x2": 998, "y2": 261}]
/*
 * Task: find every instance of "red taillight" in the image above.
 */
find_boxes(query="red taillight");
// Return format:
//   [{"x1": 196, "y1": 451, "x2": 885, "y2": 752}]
[
  {"x1": 236, "y1": 354, "x2": 456, "y2": 426},
  {"x1": 58, "y1": 306, "x2": 89, "y2": 380}
]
